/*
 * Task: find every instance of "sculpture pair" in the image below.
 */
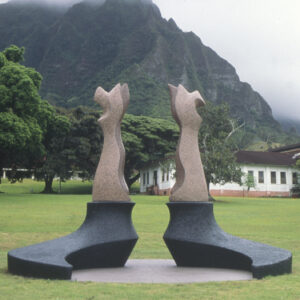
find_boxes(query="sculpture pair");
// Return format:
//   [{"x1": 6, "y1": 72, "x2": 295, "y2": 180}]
[
  {"x1": 8, "y1": 83, "x2": 292, "y2": 280},
  {"x1": 92, "y1": 83, "x2": 208, "y2": 203}
]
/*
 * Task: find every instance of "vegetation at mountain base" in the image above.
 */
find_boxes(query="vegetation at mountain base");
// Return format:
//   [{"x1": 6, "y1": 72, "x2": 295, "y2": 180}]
[
  {"x1": 0, "y1": 0, "x2": 299, "y2": 146},
  {"x1": 0, "y1": 45, "x2": 243, "y2": 192}
]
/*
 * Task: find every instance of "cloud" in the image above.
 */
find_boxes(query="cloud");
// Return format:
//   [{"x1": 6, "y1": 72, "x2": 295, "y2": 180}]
[
  {"x1": 1, "y1": 0, "x2": 152, "y2": 6},
  {"x1": 153, "y1": 0, "x2": 300, "y2": 121},
  {"x1": 1, "y1": 0, "x2": 298, "y2": 121},
  {"x1": 1, "y1": 0, "x2": 106, "y2": 7}
]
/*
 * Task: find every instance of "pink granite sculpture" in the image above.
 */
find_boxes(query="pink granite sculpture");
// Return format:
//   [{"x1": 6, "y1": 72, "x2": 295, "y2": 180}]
[
  {"x1": 92, "y1": 83, "x2": 130, "y2": 202},
  {"x1": 169, "y1": 84, "x2": 209, "y2": 202}
]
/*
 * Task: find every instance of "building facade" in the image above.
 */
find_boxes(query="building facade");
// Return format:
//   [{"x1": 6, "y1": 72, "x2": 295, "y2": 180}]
[
  {"x1": 140, "y1": 148, "x2": 300, "y2": 197},
  {"x1": 140, "y1": 161, "x2": 176, "y2": 196}
]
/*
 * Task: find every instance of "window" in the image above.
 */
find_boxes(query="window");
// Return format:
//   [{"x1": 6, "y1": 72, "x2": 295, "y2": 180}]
[
  {"x1": 271, "y1": 171, "x2": 276, "y2": 184},
  {"x1": 280, "y1": 172, "x2": 286, "y2": 184},
  {"x1": 143, "y1": 173, "x2": 146, "y2": 185},
  {"x1": 293, "y1": 172, "x2": 298, "y2": 184},
  {"x1": 162, "y1": 170, "x2": 165, "y2": 182},
  {"x1": 167, "y1": 170, "x2": 169, "y2": 181},
  {"x1": 146, "y1": 172, "x2": 149, "y2": 185},
  {"x1": 153, "y1": 170, "x2": 158, "y2": 186},
  {"x1": 258, "y1": 171, "x2": 264, "y2": 184}
]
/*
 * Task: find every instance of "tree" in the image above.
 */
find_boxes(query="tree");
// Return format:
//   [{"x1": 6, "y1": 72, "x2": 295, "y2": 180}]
[
  {"x1": 3, "y1": 45, "x2": 25, "y2": 63},
  {"x1": 244, "y1": 172, "x2": 256, "y2": 193},
  {"x1": 0, "y1": 45, "x2": 45, "y2": 188},
  {"x1": 121, "y1": 114, "x2": 179, "y2": 188},
  {"x1": 64, "y1": 107, "x2": 103, "y2": 182},
  {"x1": 0, "y1": 45, "x2": 73, "y2": 193},
  {"x1": 199, "y1": 102, "x2": 243, "y2": 198},
  {"x1": 34, "y1": 103, "x2": 71, "y2": 193},
  {"x1": 291, "y1": 159, "x2": 300, "y2": 197}
]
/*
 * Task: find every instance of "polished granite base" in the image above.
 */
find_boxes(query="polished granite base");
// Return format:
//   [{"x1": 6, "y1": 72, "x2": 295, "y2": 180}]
[
  {"x1": 8, "y1": 202, "x2": 138, "y2": 280},
  {"x1": 164, "y1": 202, "x2": 292, "y2": 279}
]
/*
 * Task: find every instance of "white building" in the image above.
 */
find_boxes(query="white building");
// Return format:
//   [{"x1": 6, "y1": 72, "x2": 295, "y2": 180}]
[
  {"x1": 140, "y1": 146, "x2": 300, "y2": 197},
  {"x1": 140, "y1": 159, "x2": 176, "y2": 196},
  {"x1": 210, "y1": 150, "x2": 299, "y2": 197}
]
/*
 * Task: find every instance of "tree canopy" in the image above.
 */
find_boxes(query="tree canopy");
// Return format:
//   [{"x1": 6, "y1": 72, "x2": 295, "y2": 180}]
[
  {"x1": 0, "y1": 45, "x2": 45, "y2": 177},
  {"x1": 199, "y1": 102, "x2": 243, "y2": 192},
  {"x1": 0, "y1": 45, "x2": 243, "y2": 195},
  {"x1": 61, "y1": 108, "x2": 179, "y2": 189},
  {"x1": 0, "y1": 45, "x2": 70, "y2": 192},
  {"x1": 34, "y1": 103, "x2": 71, "y2": 193},
  {"x1": 122, "y1": 114, "x2": 179, "y2": 187}
]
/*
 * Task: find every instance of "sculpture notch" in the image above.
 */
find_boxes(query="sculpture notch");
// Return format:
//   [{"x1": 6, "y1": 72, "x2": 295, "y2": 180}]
[
  {"x1": 92, "y1": 83, "x2": 130, "y2": 202},
  {"x1": 169, "y1": 84, "x2": 209, "y2": 202}
]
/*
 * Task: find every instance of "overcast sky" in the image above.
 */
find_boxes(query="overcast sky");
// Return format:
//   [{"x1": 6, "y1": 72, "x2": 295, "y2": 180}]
[
  {"x1": 1, "y1": 0, "x2": 299, "y2": 121},
  {"x1": 152, "y1": 0, "x2": 300, "y2": 121}
]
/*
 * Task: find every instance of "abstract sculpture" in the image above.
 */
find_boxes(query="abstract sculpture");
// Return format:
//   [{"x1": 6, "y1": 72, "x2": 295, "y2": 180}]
[
  {"x1": 92, "y1": 84, "x2": 130, "y2": 202},
  {"x1": 8, "y1": 84, "x2": 138, "y2": 280},
  {"x1": 163, "y1": 84, "x2": 292, "y2": 279},
  {"x1": 169, "y1": 84, "x2": 208, "y2": 203}
]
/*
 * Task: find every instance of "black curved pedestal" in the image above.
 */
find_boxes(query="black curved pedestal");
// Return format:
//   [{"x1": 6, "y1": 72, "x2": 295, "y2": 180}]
[
  {"x1": 8, "y1": 202, "x2": 138, "y2": 280},
  {"x1": 163, "y1": 202, "x2": 292, "y2": 279}
]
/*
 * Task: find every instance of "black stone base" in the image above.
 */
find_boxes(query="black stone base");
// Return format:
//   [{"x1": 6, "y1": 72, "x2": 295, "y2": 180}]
[
  {"x1": 8, "y1": 202, "x2": 138, "y2": 280},
  {"x1": 163, "y1": 202, "x2": 292, "y2": 279}
]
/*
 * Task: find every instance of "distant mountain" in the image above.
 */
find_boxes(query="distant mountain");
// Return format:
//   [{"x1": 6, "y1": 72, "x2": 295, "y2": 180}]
[
  {"x1": 0, "y1": 0, "x2": 299, "y2": 144},
  {"x1": 276, "y1": 117, "x2": 300, "y2": 135}
]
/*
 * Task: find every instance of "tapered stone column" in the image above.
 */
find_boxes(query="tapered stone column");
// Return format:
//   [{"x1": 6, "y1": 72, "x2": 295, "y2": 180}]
[
  {"x1": 92, "y1": 84, "x2": 130, "y2": 202},
  {"x1": 168, "y1": 84, "x2": 208, "y2": 202}
]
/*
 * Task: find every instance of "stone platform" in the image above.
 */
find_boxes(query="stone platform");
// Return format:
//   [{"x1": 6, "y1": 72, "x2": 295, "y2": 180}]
[{"x1": 72, "y1": 259, "x2": 253, "y2": 283}]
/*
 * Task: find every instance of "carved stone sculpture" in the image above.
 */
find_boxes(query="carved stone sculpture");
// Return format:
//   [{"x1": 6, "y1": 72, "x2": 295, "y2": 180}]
[
  {"x1": 92, "y1": 83, "x2": 130, "y2": 202},
  {"x1": 8, "y1": 83, "x2": 138, "y2": 280},
  {"x1": 164, "y1": 84, "x2": 292, "y2": 279},
  {"x1": 169, "y1": 84, "x2": 209, "y2": 202}
]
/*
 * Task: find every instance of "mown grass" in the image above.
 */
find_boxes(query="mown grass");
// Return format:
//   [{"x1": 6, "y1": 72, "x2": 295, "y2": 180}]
[
  {"x1": 0, "y1": 180, "x2": 299, "y2": 299},
  {"x1": 0, "y1": 178, "x2": 93, "y2": 194}
]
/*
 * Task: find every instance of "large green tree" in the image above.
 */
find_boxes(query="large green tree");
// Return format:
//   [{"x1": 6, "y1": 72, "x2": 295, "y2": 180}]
[
  {"x1": 64, "y1": 107, "x2": 103, "y2": 182},
  {"x1": 122, "y1": 114, "x2": 179, "y2": 187},
  {"x1": 0, "y1": 45, "x2": 45, "y2": 184},
  {"x1": 0, "y1": 45, "x2": 72, "y2": 193},
  {"x1": 199, "y1": 102, "x2": 243, "y2": 195},
  {"x1": 63, "y1": 109, "x2": 178, "y2": 189},
  {"x1": 33, "y1": 103, "x2": 71, "y2": 193}
]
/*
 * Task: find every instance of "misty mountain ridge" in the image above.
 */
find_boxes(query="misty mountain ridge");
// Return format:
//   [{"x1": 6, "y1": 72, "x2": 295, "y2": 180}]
[
  {"x1": 7, "y1": 0, "x2": 152, "y2": 9},
  {"x1": 0, "y1": 0, "x2": 299, "y2": 146},
  {"x1": 275, "y1": 117, "x2": 300, "y2": 135}
]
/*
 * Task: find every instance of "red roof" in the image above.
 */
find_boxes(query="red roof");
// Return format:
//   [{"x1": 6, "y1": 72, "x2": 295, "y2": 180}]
[{"x1": 236, "y1": 151, "x2": 296, "y2": 166}]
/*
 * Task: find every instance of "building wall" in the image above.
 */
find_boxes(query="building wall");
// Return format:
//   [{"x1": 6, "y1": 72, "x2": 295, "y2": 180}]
[
  {"x1": 140, "y1": 165, "x2": 175, "y2": 195},
  {"x1": 140, "y1": 163, "x2": 299, "y2": 197},
  {"x1": 210, "y1": 164, "x2": 297, "y2": 197}
]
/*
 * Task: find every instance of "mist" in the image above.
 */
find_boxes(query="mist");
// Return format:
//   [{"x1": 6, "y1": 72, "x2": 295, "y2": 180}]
[
  {"x1": 0, "y1": 0, "x2": 108, "y2": 8},
  {"x1": 2, "y1": 0, "x2": 298, "y2": 122},
  {"x1": 153, "y1": 0, "x2": 300, "y2": 122},
  {"x1": 0, "y1": 0, "x2": 152, "y2": 6}
]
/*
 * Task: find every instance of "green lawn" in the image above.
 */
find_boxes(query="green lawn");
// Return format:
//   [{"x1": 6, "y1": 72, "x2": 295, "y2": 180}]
[{"x1": 0, "y1": 180, "x2": 299, "y2": 299}]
